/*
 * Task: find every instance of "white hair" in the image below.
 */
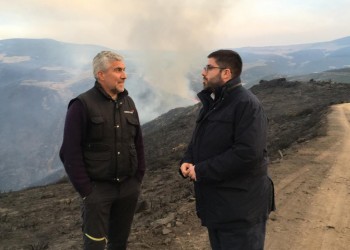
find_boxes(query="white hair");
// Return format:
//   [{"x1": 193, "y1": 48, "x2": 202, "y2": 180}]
[{"x1": 92, "y1": 51, "x2": 124, "y2": 79}]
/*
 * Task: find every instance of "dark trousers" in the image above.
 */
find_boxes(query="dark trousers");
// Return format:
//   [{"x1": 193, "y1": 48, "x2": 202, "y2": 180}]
[
  {"x1": 82, "y1": 177, "x2": 140, "y2": 250},
  {"x1": 207, "y1": 221, "x2": 266, "y2": 250}
]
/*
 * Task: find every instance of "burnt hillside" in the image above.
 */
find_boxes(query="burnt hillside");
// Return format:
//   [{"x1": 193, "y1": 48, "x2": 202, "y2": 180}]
[
  {"x1": 2, "y1": 79, "x2": 350, "y2": 249},
  {"x1": 143, "y1": 79, "x2": 350, "y2": 170}
]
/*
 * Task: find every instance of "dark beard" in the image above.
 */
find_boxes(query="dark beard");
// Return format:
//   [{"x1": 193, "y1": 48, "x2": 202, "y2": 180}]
[{"x1": 203, "y1": 76, "x2": 224, "y2": 89}]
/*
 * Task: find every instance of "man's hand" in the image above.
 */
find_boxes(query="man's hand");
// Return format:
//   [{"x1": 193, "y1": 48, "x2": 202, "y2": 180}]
[
  {"x1": 180, "y1": 163, "x2": 196, "y2": 181},
  {"x1": 180, "y1": 162, "x2": 193, "y2": 178}
]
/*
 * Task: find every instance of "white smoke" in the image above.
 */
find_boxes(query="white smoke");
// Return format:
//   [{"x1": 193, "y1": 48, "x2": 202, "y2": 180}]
[{"x1": 125, "y1": 0, "x2": 233, "y2": 109}]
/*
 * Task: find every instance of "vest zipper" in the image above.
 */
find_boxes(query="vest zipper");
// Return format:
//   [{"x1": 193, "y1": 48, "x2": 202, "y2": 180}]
[{"x1": 114, "y1": 100, "x2": 119, "y2": 180}]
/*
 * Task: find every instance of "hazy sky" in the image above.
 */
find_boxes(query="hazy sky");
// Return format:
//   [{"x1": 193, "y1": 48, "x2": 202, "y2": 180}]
[{"x1": 1, "y1": 0, "x2": 349, "y2": 50}]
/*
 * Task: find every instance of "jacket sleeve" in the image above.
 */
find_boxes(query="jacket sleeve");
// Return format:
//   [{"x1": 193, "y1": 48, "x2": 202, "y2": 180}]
[
  {"x1": 59, "y1": 100, "x2": 93, "y2": 197},
  {"x1": 181, "y1": 140, "x2": 194, "y2": 165},
  {"x1": 134, "y1": 109, "x2": 146, "y2": 183},
  {"x1": 179, "y1": 137, "x2": 195, "y2": 178},
  {"x1": 195, "y1": 99, "x2": 268, "y2": 183}
]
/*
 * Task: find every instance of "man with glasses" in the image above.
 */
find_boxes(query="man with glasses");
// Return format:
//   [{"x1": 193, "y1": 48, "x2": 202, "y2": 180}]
[
  {"x1": 180, "y1": 50, "x2": 275, "y2": 250},
  {"x1": 60, "y1": 51, "x2": 145, "y2": 250}
]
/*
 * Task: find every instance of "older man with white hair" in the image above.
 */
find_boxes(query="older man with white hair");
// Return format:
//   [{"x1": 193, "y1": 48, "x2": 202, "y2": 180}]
[{"x1": 60, "y1": 51, "x2": 145, "y2": 250}]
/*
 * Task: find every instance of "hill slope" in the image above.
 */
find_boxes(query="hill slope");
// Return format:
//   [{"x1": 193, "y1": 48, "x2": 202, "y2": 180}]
[
  {"x1": 142, "y1": 78, "x2": 350, "y2": 170},
  {"x1": 2, "y1": 79, "x2": 350, "y2": 249}
]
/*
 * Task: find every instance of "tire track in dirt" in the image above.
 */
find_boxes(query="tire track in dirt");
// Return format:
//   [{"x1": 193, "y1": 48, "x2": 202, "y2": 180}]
[{"x1": 266, "y1": 104, "x2": 350, "y2": 250}]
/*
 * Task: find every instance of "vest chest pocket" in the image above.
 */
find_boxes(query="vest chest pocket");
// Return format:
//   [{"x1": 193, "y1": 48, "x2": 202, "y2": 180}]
[
  {"x1": 88, "y1": 116, "x2": 104, "y2": 140},
  {"x1": 125, "y1": 115, "x2": 139, "y2": 138}
]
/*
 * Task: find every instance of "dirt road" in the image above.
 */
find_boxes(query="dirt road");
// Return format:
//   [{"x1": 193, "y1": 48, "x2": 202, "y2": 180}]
[{"x1": 266, "y1": 103, "x2": 350, "y2": 250}]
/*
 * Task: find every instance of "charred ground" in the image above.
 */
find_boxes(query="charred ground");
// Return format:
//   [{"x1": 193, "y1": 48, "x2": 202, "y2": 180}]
[{"x1": 1, "y1": 79, "x2": 350, "y2": 249}]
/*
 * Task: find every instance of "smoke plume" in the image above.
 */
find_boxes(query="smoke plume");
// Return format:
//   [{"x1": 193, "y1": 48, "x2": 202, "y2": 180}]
[{"x1": 125, "y1": 0, "x2": 233, "y2": 115}]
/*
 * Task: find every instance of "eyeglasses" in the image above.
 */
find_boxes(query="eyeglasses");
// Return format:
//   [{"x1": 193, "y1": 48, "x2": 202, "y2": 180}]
[{"x1": 203, "y1": 65, "x2": 225, "y2": 72}]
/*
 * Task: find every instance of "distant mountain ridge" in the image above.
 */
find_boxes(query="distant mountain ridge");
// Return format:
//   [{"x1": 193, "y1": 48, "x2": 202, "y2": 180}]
[
  {"x1": 238, "y1": 36, "x2": 350, "y2": 54},
  {"x1": 288, "y1": 67, "x2": 350, "y2": 83},
  {"x1": 238, "y1": 36, "x2": 350, "y2": 87},
  {"x1": 0, "y1": 36, "x2": 350, "y2": 191}
]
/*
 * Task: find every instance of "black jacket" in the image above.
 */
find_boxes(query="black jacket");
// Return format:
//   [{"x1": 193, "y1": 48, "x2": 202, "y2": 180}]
[{"x1": 182, "y1": 78, "x2": 275, "y2": 229}]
